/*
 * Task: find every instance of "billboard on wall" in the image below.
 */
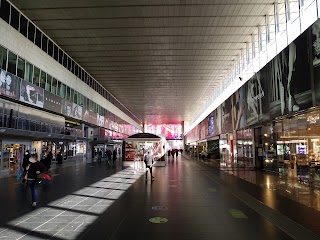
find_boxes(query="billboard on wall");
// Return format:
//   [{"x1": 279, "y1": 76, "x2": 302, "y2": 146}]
[
  {"x1": 232, "y1": 85, "x2": 246, "y2": 130},
  {"x1": 43, "y1": 91, "x2": 62, "y2": 114},
  {"x1": 268, "y1": 30, "x2": 312, "y2": 118},
  {"x1": 0, "y1": 69, "x2": 20, "y2": 100},
  {"x1": 312, "y1": 19, "x2": 320, "y2": 105},
  {"x1": 221, "y1": 96, "x2": 233, "y2": 133},
  {"x1": 20, "y1": 79, "x2": 44, "y2": 108},
  {"x1": 62, "y1": 99, "x2": 72, "y2": 117},
  {"x1": 71, "y1": 103, "x2": 82, "y2": 120}
]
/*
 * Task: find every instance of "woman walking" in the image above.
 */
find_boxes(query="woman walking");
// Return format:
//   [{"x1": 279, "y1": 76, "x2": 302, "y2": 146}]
[{"x1": 25, "y1": 153, "x2": 46, "y2": 207}]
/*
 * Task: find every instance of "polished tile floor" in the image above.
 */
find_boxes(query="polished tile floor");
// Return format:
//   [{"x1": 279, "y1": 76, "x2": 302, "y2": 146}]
[{"x1": 0, "y1": 156, "x2": 320, "y2": 239}]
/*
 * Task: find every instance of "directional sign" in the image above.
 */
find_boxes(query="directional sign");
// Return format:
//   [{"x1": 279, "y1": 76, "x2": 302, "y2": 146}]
[{"x1": 149, "y1": 217, "x2": 168, "y2": 224}]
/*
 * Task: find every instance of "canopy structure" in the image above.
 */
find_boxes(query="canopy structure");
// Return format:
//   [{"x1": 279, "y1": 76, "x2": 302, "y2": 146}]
[{"x1": 125, "y1": 133, "x2": 162, "y2": 142}]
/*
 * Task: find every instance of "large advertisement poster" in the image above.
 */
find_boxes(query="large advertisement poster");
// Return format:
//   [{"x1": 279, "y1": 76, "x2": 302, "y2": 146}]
[
  {"x1": 20, "y1": 80, "x2": 44, "y2": 108},
  {"x1": 208, "y1": 112, "x2": 214, "y2": 137},
  {"x1": 71, "y1": 103, "x2": 82, "y2": 120},
  {"x1": 43, "y1": 91, "x2": 62, "y2": 114},
  {"x1": 62, "y1": 99, "x2": 72, "y2": 117},
  {"x1": 213, "y1": 106, "x2": 222, "y2": 135},
  {"x1": 221, "y1": 96, "x2": 233, "y2": 133},
  {"x1": 232, "y1": 85, "x2": 246, "y2": 130},
  {"x1": 97, "y1": 114, "x2": 105, "y2": 127},
  {"x1": 268, "y1": 30, "x2": 312, "y2": 117},
  {"x1": 82, "y1": 108, "x2": 89, "y2": 122},
  {"x1": 312, "y1": 19, "x2": 320, "y2": 104},
  {"x1": 246, "y1": 69, "x2": 269, "y2": 126},
  {"x1": 0, "y1": 70, "x2": 20, "y2": 99}
]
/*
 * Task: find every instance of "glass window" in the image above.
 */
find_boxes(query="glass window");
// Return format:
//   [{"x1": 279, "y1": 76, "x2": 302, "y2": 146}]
[
  {"x1": 51, "y1": 78, "x2": 57, "y2": 94},
  {"x1": 66, "y1": 86, "x2": 70, "y2": 101},
  {"x1": 33, "y1": 66, "x2": 40, "y2": 86},
  {"x1": 53, "y1": 44, "x2": 58, "y2": 61},
  {"x1": 58, "y1": 49, "x2": 63, "y2": 64},
  {"x1": 0, "y1": 0, "x2": 10, "y2": 23},
  {"x1": 45, "y1": 74, "x2": 52, "y2": 92},
  {"x1": 70, "y1": 88, "x2": 74, "y2": 102},
  {"x1": 19, "y1": 14, "x2": 27, "y2": 37},
  {"x1": 83, "y1": 96, "x2": 87, "y2": 109},
  {"x1": 7, "y1": 51, "x2": 17, "y2": 74},
  {"x1": 73, "y1": 91, "x2": 78, "y2": 104},
  {"x1": 0, "y1": 45, "x2": 7, "y2": 70},
  {"x1": 25, "y1": 61, "x2": 33, "y2": 82},
  {"x1": 35, "y1": 28, "x2": 42, "y2": 48},
  {"x1": 40, "y1": 70, "x2": 46, "y2": 89},
  {"x1": 17, "y1": 57, "x2": 25, "y2": 79},
  {"x1": 10, "y1": 6, "x2": 19, "y2": 30},
  {"x1": 58, "y1": 82, "x2": 65, "y2": 98},
  {"x1": 78, "y1": 93, "x2": 83, "y2": 106},
  {"x1": 48, "y1": 40, "x2": 53, "y2": 57},
  {"x1": 42, "y1": 35, "x2": 48, "y2": 53},
  {"x1": 28, "y1": 22, "x2": 35, "y2": 42}
]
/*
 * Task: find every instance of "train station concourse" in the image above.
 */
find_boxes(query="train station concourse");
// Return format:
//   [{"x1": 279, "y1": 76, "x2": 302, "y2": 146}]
[{"x1": 1, "y1": 0, "x2": 320, "y2": 239}]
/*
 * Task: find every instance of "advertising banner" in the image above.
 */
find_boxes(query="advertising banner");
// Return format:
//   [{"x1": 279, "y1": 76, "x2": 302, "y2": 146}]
[
  {"x1": 231, "y1": 85, "x2": 246, "y2": 130},
  {"x1": 20, "y1": 79, "x2": 44, "y2": 108},
  {"x1": 62, "y1": 99, "x2": 72, "y2": 117},
  {"x1": 43, "y1": 91, "x2": 62, "y2": 114},
  {"x1": 71, "y1": 103, "x2": 82, "y2": 120},
  {"x1": 221, "y1": 96, "x2": 233, "y2": 133},
  {"x1": 0, "y1": 69, "x2": 20, "y2": 100},
  {"x1": 312, "y1": 19, "x2": 320, "y2": 105},
  {"x1": 268, "y1": 30, "x2": 312, "y2": 117},
  {"x1": 83, "y1": 108, "x2": 89, "y2": 122},
  {"x1": 97, "y1": 114, "x2": 105, "y2": 127}
]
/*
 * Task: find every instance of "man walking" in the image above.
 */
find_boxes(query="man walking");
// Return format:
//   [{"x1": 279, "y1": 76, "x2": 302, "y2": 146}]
[{"x1": 144, "y1": 151, "x2": 155, "y2": 181}]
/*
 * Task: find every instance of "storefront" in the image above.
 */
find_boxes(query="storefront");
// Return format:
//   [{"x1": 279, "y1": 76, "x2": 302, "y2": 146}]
[
  {"x1": 219, "y1": 133, "x2": 235, "y2": 169},
  {"x1": 124, "y1": 133, "x2": 165, "y2": 161},
  {"x1": 0, "y1": 139, "x2": 31, "y2": 174},
  {"x1": 235, "y1": 128, "x2": 254, "y2": 168}
]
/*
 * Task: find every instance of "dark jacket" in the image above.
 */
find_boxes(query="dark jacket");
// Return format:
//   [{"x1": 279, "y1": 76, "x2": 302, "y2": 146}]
[
  {"x1": 27, "y1": 161, "x2": 46, "y2": 180},
  {"x1": 22, "y1": 153, "x2": 30, "y2": 169},
  {"x1": 113, "y1": 150, "x2": 117, "y2": 160}
]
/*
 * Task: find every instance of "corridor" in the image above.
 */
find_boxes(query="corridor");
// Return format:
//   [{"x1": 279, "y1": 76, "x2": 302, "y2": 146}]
[{"x1": 1, "y1": 156, "x2": 320, "y2": 239}]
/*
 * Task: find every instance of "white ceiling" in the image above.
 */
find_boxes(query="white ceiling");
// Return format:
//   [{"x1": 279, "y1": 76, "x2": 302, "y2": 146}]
[{"x1": 11, "y1": 0, "x2": 276, "y2": 125}]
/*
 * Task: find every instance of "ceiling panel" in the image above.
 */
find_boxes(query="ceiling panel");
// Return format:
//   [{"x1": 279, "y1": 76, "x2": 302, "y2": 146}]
[{"x1": 11, "y1": 0, "x2": 276, "y2": 124}]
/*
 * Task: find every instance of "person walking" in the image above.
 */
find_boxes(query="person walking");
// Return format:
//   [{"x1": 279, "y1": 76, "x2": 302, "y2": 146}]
[
  {"x1": 144, "y1": 151, "x2": 154, "y2": 181},
  {"x1": 171, "y1": 149, "x2": 175, "y2": 159},
  {"x1": 112, "y1": 149, "x2": 117, "y2": 166},
  {"x1": 22, "y1": 150, "x2": 30, "y2": 183},
  {"x1": 25, "y1": 153, "x2": 46, "y2": 207},
  {"x1": 107, "y1": 150, "x2": 112, "y2": 165},
  {"x1": 176, "y1": 149, "x2": 179, "y2": 158}
]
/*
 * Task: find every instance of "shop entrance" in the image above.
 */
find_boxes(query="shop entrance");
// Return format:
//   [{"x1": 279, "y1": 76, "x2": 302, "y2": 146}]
[{"x1": 1, "y1": 140, "x2": 31, "y2": 174}]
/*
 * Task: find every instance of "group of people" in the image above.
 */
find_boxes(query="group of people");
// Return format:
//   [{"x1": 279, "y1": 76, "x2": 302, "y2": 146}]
[
  {"x1": 167, "y1": 149, "x2": 183, "y2": 159},
  {"x1": 95, "y1": 149, "x2": 117, "y2": 166}
]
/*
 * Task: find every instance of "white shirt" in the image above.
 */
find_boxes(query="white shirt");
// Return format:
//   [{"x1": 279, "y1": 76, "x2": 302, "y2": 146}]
[{"x1": 145, "y1": 154, "x2": 153, "y2": 166}]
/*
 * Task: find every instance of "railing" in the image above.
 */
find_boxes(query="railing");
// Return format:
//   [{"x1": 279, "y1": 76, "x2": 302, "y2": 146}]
[{"x1": 0, "y1": 114, "x2": 84, "y2": 138}]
